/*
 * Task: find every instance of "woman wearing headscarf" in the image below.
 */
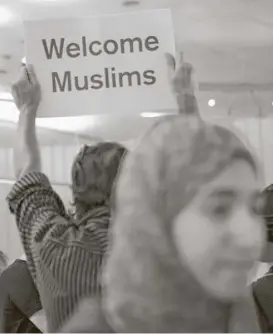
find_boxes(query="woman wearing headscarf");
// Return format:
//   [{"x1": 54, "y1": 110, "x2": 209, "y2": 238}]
[
  {"x1": 61, "y1": 55, "x2": 265, "y2": 333},
  {"x1": 7, "y1": 63, "x2": 128, "y2": 332},
  {"x1": 103, "y1": 115, "x2": 264, "y2": 333}
]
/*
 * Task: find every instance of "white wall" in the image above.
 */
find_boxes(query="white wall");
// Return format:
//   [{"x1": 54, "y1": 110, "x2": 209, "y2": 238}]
[
  {"x1": 0, "y1": 144, "x2": 83, "y2": 184},
  {"x1": 208, "y1": 116, "x2": 273, "y2": 187}
]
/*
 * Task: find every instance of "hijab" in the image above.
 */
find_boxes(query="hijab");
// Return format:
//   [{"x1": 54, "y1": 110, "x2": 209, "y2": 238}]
[
  {"x1": 71, "y1": 142, "x2": 127, "y2": 218},
  {"x1": 103, "y1": 115, "x2": 261, "y2": 333}
]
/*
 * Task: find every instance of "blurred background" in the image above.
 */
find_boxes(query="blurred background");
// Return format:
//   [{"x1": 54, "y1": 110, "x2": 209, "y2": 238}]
[{"x1": 0, "y1": 0, "x2": 272, "y2": 261}]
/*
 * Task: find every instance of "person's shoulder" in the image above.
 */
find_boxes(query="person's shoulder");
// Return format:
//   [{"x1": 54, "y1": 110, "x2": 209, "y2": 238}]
[
  {"x1": 0, "y1": 260, "x2": 22, "y2": 296},
  {"x1": 6, "y1": 259, "x2": 27, "y2": 270},
  {"x1": 0, "y1": 259, "x2": 23, "y2": 274},
  {"x1": 0, "y1": 259, "x2": 30, "y2": 288},
  {"x1": 253, "y1": 272, "x2": 273, "y2": 298}
]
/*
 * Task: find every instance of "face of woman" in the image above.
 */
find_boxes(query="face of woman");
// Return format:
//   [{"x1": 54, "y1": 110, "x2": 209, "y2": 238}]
[{"x1": 172, "y1": 160, "x2": 266, "y2": 301}]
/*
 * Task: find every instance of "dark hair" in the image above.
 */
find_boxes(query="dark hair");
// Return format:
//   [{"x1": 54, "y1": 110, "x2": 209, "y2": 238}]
[
  {"x1": 261, "y1": 184, "x2": 273, "y2": 242},
  {"x1": 71, "y1": 142, "x2": 127, "y2": 217},
  {"x1": 261, "y1": 185, "x2": 273, "y2": 217}
]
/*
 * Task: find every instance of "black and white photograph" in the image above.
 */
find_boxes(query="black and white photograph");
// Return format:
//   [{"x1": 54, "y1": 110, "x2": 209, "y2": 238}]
[{"x1": 0, "y1": 0, "x2": 272, "y2": 332}]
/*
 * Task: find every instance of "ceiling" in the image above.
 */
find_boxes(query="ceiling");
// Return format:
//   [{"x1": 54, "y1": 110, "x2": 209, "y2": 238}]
[{"x1": 0, "y1": 0, "x2": 272, "y2": 146}]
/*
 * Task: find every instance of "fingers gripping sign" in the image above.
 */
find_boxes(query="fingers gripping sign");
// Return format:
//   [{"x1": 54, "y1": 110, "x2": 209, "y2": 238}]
[
  {"x1": 166, "y1": 52, "x2": 199, "y2": 116},
  {"x1": 11, "y1": 65, "x2": 41, "y2": 115}
]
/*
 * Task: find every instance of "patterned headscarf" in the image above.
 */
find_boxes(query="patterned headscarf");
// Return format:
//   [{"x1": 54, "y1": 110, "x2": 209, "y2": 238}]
[
  {"x1": 71, "y1": 142, "x2": 127, "y2": 217},
  {"x1": 103, "y1": 115, "x2": 261, "y2": 333}
]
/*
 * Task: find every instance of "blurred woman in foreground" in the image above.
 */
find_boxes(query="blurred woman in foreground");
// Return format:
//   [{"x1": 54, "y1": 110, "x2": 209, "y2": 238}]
[
  {"x1": 104, "y1": 115, "x2": 265, "y2": 333},
  {"x1": 62, "y1": 55, "x2": 266, "y2": 333}
]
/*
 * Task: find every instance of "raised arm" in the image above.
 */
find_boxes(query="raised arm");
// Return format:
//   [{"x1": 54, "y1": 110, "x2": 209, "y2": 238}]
[
  {"x1": 11, "y1": 65, "x2": 41, "y2": 179},
  {"x1": 6, "y1": 66, "x2": 110, "y2": 331},
  {"x1": 166, "y1": 52, "x2": 200, "y2": 117}
]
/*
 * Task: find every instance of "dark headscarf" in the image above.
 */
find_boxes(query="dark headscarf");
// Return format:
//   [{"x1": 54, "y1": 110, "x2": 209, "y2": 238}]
[{"x1": 260, "y1": 184, "x2": 273, "y2": 262}]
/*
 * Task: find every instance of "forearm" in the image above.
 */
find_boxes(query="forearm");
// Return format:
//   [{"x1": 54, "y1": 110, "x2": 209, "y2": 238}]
[
  {"x1": 177, "y1": 93, "x2": 200, "y2": 116},
  {"x1": 169, "y1": 55, "x2": 200, "y2": 117},
  {"x1": 14, "y1": 107, "x2": 41, "y2": 179}
]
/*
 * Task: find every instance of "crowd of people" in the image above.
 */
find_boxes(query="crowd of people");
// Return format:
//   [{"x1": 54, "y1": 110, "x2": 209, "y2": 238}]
[{"x1": 0, "y1": 51, "x2": 272, "y2": 333}]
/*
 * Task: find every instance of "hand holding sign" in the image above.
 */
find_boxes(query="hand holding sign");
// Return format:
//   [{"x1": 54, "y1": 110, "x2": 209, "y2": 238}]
[
  {"x1": 11, "y1": 65, "x2": 41, "y2": 117},
  {"x1": 166, "y1": 52, "x2": 199, "y2": 116}
]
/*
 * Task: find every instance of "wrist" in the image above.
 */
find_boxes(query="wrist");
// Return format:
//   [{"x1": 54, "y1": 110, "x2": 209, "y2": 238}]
[
  {"x1": 19, "y1": 106, "x2": 38, "y2": 118},
  {"x1": 19, "y1": 110, "x2": 37, "y2": 127}
]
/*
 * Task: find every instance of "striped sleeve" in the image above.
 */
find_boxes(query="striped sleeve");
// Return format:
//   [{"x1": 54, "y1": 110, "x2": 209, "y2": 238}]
[
  {"x1": 6, "y1": 172, "x2": 66, "y2": 282},
  {"x1": 6, "y1": 172, "x2": 109, "y2": 331}
]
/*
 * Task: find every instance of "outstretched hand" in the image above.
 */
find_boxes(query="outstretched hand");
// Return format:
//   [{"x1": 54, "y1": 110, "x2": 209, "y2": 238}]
[
  {"x1": 166, "y1": 52, "x2": 199, "y2": 116},
  {"x1": 11, "y1": 65, "x2": 41, "y2": 116}
]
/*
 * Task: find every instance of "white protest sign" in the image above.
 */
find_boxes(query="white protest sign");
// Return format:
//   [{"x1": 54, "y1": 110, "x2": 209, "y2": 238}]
[{"x1": 24, "y1": 9, "x2": 177, "y2": 118}]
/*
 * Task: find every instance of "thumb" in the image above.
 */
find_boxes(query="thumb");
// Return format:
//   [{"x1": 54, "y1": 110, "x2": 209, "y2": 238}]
[{"x1": 165, "y1": 53, "x2": 176, "y2": 72}]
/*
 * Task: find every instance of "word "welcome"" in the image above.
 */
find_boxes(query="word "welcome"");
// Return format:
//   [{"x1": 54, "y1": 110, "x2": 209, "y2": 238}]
[{"x1": 42, "y1": 36, "x2": 159, "y2": 60}]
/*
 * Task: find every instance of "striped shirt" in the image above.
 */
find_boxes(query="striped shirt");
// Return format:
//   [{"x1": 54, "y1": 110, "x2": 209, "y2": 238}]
[{"x1": 6, "y1": 172, "x2": 110, "y2": 332}]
